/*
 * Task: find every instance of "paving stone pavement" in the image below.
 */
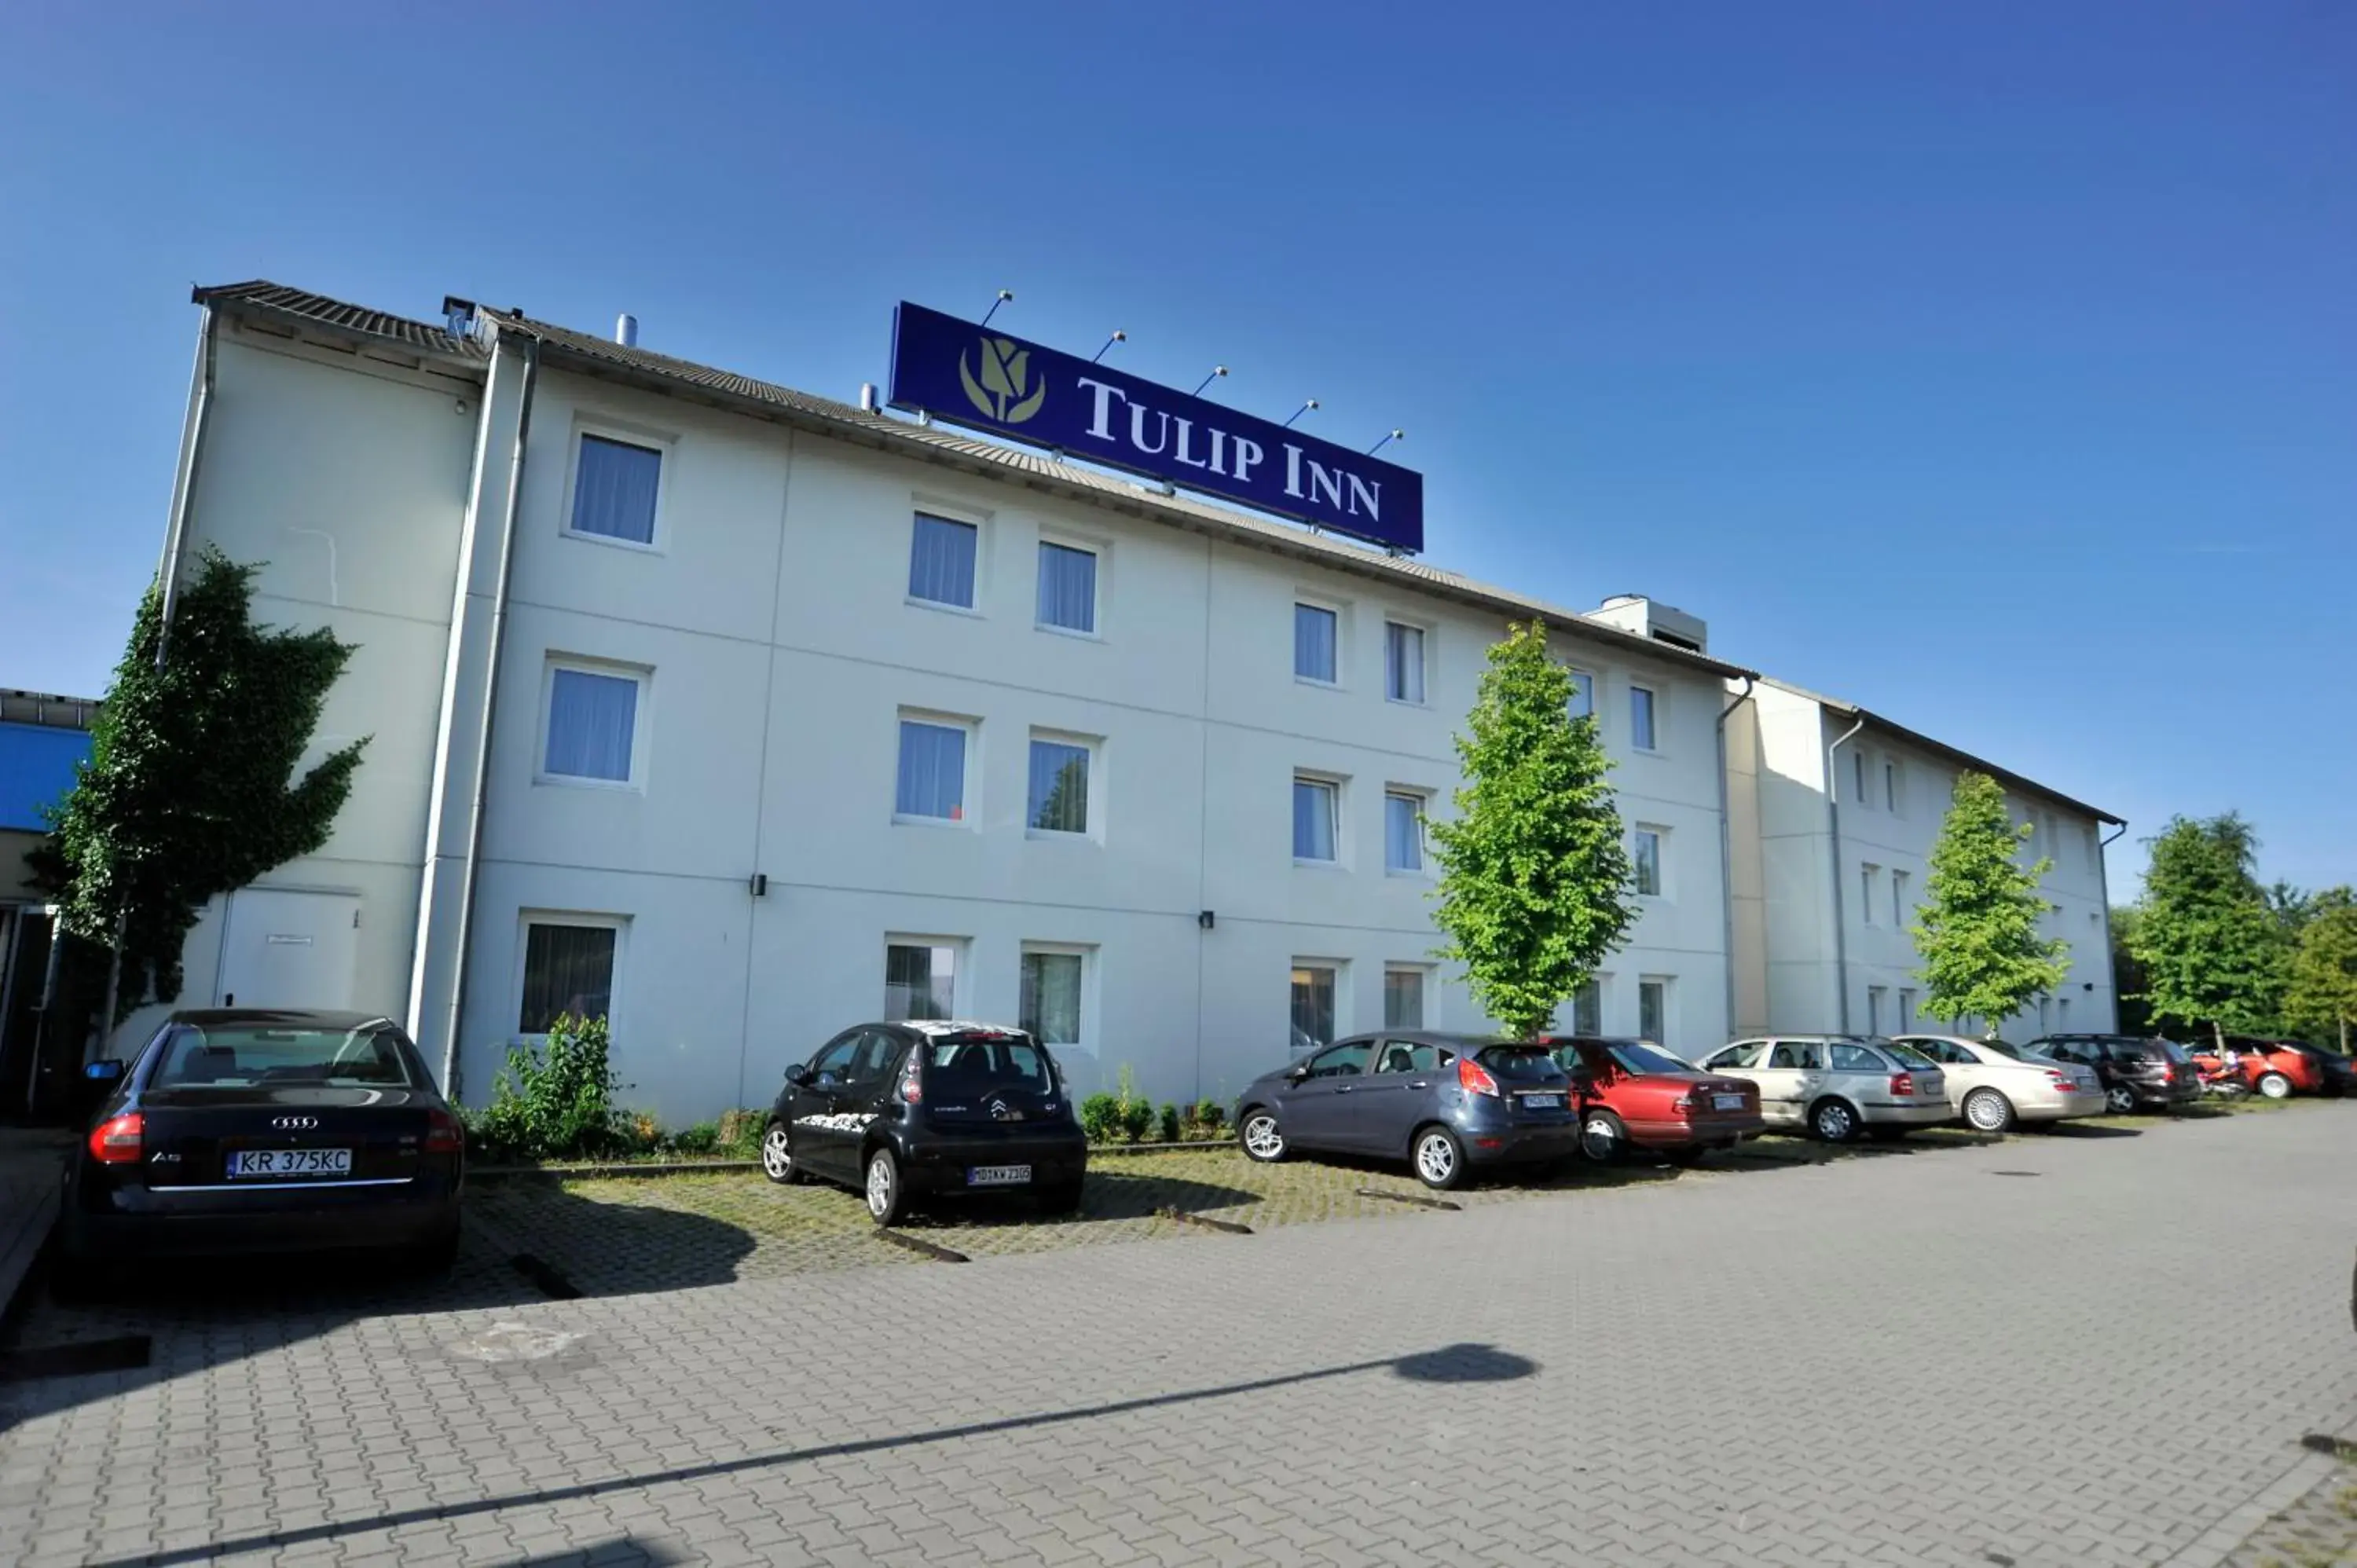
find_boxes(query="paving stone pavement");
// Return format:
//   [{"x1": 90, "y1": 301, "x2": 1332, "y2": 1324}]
[{"x1": 1, "y1": 1104, "x2": 2352, "y2": 1567}]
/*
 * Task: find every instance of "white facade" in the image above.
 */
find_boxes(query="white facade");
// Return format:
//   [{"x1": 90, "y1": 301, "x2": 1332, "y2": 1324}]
[
  {"x1": 1725, "y1": 679, "x2": 2120, "y2": 1041},
  {"x1": 127, "y1": 287, "x2": 1740, "y2": 1122}
]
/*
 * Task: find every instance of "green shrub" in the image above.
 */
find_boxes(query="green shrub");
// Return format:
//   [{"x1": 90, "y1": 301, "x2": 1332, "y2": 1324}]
[
  {"x1": 1120, "y1": 1097, "x2": 1157, "y2": 1143},
  {"x1": 1192, "y1": 1098, "x2": 1224, "y2": 1131},
  {"x1": 1158, "y1": 1103, "x2": 1181, "y2": 1144},
  {"x1": 1079, "y1": 1092, "x2": 1121, "y2": 1143},
  {"x1": 715, "y1": 1108, "x2": 766, "y2": 1156},
  {"x1": 475, "y1": 1013, "x2": 625, "y2": 1161},
  {"x1": 670, "y1": 1122, "x2": 720, "y2": 1156}
]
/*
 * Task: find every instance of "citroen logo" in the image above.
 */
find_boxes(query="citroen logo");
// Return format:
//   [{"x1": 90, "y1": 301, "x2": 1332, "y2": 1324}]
[
  {"x1": 270, "y1": 1116, "x2": 319, "y2": 1130},
  {"x1": 989, "y1": 1098, "x2": 1023, "y2": 1123},
  {"x1": 959, "y1": 335, "x2": 1047, "y2": 425}
]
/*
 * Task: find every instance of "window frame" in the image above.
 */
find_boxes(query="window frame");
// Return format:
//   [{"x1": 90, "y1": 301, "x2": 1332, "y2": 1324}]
[
  {"x1": 1866, "y1": 986, "x2": 1887, "y2": 1036},
  {"x1": 513, "y1": 910, "x2": 627, "y2": 1041},
  {"x1": 1383, "y1": 964, "x2": 1430, "y2": 1031},
  {"x1": 1025, "y1": 729, "x2": 1101, "y2": 841},
  {"x1": 1883, "y1": 758, "x2": 1903, "y2": 816},
  {"x1": 1637, "y1": 976, "x2": 1670, "y2": 1046},
  {"x1": 1891, "y1": 868, "x2": 1909, "y2": 929},
  {"x1": 1572, "y1": 975, "x2": 1605, "y2": 1038},
  {"x1": 1382, "y1": 618, "x2": 1430, "y2": 706},
  {"x1": 560, "y1": 419, "x2": 673, "y2": 554},
  {"x1": 1290, "y1": 960, "x2": 1343, "y2": 1052},
  {"x1": 1628, "y1": 683, "x2": 1660, "y2": 753},
  {"x1": 906, "y1": 506, "x2": 986, "y2": 614},
  {"x1": 1860, "y1": 863, "x2": 1880, "y2": 925},
  {"x1": 1633, "y1": 826, "x2": 1666, "y2": 899},
  {"x1": 1032, "y1": 532, "x2": 1104, "y2": 639},
  {"x1": 1292, "y1": 598, "x2": 1343, "y2": 687},
  {"x1": 536, "y1": 657, "x2": 652, "y2": 792},
  {"x1": 1383, "y1": 787, "x2": 1428, "y2": 877},
  {"x1": 1018, "y1": 942, "x2": 1095, "y2": 1050},
  {"x1": 1564, "y1": 666, "x2": 1597, "y2": 723},
  {"x1": 883, "y1": 935, "x2": 969, "y2": 1024},
  {"x1": 893, "y1": 709, "x2": 980, "y2": 829},
  {"x1": 1292, "y1": 772, "x2": 1344, "y2": 866}
]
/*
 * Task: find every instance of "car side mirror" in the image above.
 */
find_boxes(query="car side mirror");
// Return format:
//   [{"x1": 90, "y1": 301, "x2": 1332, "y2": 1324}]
[
  {"x1": 1285, "y1": 1065, "x2": 1310, "y2": 1083},
  {"x1": 786, "y1": 1065, "x2": 814, "y2": 1087}
]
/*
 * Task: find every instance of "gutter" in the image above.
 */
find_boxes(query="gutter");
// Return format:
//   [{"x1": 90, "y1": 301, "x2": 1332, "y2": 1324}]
[
  {"x1": 1824, "y1": 716, "x2": 1867, "y2": 1034},
  {"x1": 438, "y1": 329, "x2": 540, "y2": 1097},
  {"x1": 2097, "y1": 820, "x2": 2128, "y2": 1029},
  {"x1": 1714, "y1": 675, "x2": 1754, "y2": 1038}
]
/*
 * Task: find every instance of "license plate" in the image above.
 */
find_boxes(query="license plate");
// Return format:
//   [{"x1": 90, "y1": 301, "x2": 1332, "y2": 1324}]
[
  {"x1": 1713, "y1": 1094, "x2": 1745, "y2": 1111},
  {"x1": 229, "y1": 1148, "x2": 352, "y2": 1178},
  {"x1": 966, "y1": 1164, "x2": 1032, "y2": 1187},
  {"x1": 1519, "y1": 1094, "x2": 1562, "y2": 1110}
]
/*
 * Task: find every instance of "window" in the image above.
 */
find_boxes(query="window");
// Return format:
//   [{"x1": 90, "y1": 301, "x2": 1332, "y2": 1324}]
[
  {"x1": 1899, "y1": 988, "x2": 1916, "y2": 1030},
  {"x1": 1633, "y1": 828, "x2": 1664, "y2": 897},
  {"x1": 569, "y1": 433, "x2": 662, "y2": 545},
  {"x1": 1882, "y1": 760, "x2": 1901, "y2": 815},
  {"x1": 519, "y1": 919, "x2": 619, "y2": 1034},
  {"x1": 1572, "y1": 978, "x2": 1603, "y2": 1037},
  {"x1": 1020, "y1": 948, "x2": 1086, "y2": 1046},
  {"x1": 1769, "y1": 1041, "x2": 1826, "y2": 1070},
  {"x1": 2058, "y1": 997, "x2": 2070, "y2": 1031},
  {"x1": 1860, "y1": 863, "x2": 1880, "y2": 925},
  {"x1": 2036, "y1": 995, "x2": 2051, "y2": 1031},
  {"x1": 1384, "y1": 791, "x2": 1424, "y2": 874},
  {"x1": 1565, "y1": 669, "x2": 1596, "y2": 721},
  {"x1": 908, "y1": 512, "x2": 979, "y2": 609},
  {"x1": 1892, "y1": 870, "x2": 1910, "y2": 929},
  {"x1": 1293, "y1": 775, "x2": 1339, "y2": 863},
  {"x1": 1707, "y1": 1042, "x2": 1765, "y2": 1071},
  {"x1": 1384, "y1": 622, "x2": 1426, "y2": 704},
  {"x1": 1026, "y1": 735, "x2": 1092, "y2": 835},
  {"x1": 885, "y1": 940, "x2": 962, "y2": 1021},
  {"x1": 1374, "y1": 1039, "x2": 1442, "y2": 1075},
  {"x1": 1384, "y1": 967, "x2": 1426, "y2": 1029},
  {"x1": 1852, "y1": 750, "x2": 1869, "y2": 804},
  {"x1": 895, "y1": 716, "x2": 971, "y2": 822},
  {"x1": 1638, "y1": 977, "x2": 1668, "y2": 1044},
  {"x1": 542, "y1": 662, "x2": 643, "y2": 785},
  {"x1": 153, "y1": 1023, "x2": 417, "y2": 1089},
  {"x1": 1293, "y1": 603, "x2": 1338, "y2": 683},
  {"x1": 1035, "y1": 540, "x2": 1098, "y2": 634},
  {"x1": 1291, "y1": 963, "x2": 1338, "y2": 1050},
  {"x1": 1867, "y1": 986, "x2": 1886, "y2": 1035},
  {"x1": 1831, "y1": 1042, "x2": 1882, "y2": 1073},
  {"x1": 1629, "y1": 685, "x2": 1659, "y2": 750},
  {"x1": 1303, "y1": 1040, "x2": 1371, "y2": 1079}
]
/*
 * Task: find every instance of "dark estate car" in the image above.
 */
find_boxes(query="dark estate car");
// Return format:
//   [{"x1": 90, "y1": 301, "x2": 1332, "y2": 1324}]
[
  {"x1": 2023, "y1": 1034, "x2": 2201, "y2": 1114},
  {"x1": 761, "y1": 1020, "x2": 1087, "y2": 1224},
  {"x1": 60, "y1": 1009, "x2": 466, "y2": 1288},
  {"x1": 1231, "y1": 1031, "x2": 1579, "y2": 1190}
]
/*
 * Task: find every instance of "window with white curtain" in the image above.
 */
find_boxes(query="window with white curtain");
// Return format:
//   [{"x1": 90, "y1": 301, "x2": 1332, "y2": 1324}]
[
  {"x1": 1384, "y1": 967, "x2": 1426, "y2": 1029},
  {"x1": 1629, "y1": 684, "x2": 1659, "y2": 750},
  {"x1": 1294, "y1": 603, "x2": 1339, "y2": 683},
  {"x1": 885, "y1": 940, "x2": 962, "y2": 1021},
  {"x1": 1021, "y1": 947, "x2": 1087, "y2": 1046},
  {"x1": 1384, "y1": 790, "x2": 1424, "y2": 874},
  {"x1": 1026, "y1": 735, "x2": 1092, "y2": 835},
  {"x1": 1573, "y1": 978, "x2": 1604, "y2": 1037},
  {"x1": 519, "y1": 918, "x2": 621, "y2": 1033},
  {"x1": 1638, "y1": 977, "x2": 1669, "y2": 1043},
  {"x1": 1384, "y1": 621, "x2": 1426, "y2": 704},
  {"x1": 895, "y1": 716, "x2": 971, "y2": 822},
  {"x1": 908, "y1": 512, "x2": 979, "y2": 609},
  {"x1": 568, "y1": 434, "x2": 662, "y2": 546},
  {"x1": 1293, "y1": 776, "x2": 1339, "y2": 863},
  {"x1": 1566, "y1": 669, "x2": 1596, "y2": 720},
  {"x1": 542, "y1": 663, "x2": 644, "y2": 785},
  {"x1": 1291, "y1": 963, "x2": 1338, "y2": 1050},
  {"x1": 1035, "y1": 540, "x2": 1098, "y2": 634}
]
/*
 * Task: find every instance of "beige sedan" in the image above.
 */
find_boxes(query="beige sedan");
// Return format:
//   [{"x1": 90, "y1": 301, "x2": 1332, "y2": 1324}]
[{"x1": 1893, "y1": 1035, "x2": 2108, "y2": 1132}]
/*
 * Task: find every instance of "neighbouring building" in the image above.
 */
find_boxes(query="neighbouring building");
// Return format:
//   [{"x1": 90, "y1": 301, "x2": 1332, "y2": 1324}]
[
  {"x1": 1724, "y1": 677, "x2": 2122, "y2": 1041},
  {"x1": 119, "y1": 282, "x2": 1750, "y2": 1122},
  {"x1": 0, "y1": 689, "x2": 98, "y2": 1114}
]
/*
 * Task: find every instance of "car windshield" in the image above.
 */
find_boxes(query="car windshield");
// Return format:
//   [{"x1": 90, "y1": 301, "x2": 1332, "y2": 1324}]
[
  {"x1": 924, "y1": 1034, "x2": 1054, "y2": 1094},
  {"x1": 1974, "y1": 1039, "x2": 2026, "y2": 1061},
  {"x1": 150, "y1": 1024, "x2": 416, "y2": 1089},
  {"x1": 1879, "y1": 1040, "x2": 1938, "y2": 1070},
  {"x1": 1478, "y1": 1045, "x2": 1565, "y2": 1083},
  {"x1": 1606, "y1": 1041, "x2": 1695, "y2": 1076}
]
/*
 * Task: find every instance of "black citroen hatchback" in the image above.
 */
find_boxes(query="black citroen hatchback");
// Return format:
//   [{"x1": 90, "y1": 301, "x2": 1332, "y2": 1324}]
[
  {"x1": 761, "y1": 1021, "x2": 1087, "y2": 1223},
  {"x1": 60, "y1": 1009, "x2": 466, "y2": 1288}
]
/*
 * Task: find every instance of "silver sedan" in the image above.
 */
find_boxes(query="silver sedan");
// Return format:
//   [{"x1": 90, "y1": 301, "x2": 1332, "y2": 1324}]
[{"x1": 1893, "y1": 1035, "x2": 2107, "y2": 1132}]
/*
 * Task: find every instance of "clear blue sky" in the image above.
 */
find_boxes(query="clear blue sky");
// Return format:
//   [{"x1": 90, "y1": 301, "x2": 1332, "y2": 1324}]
[{"x1": 2, "y1": 2, "x2": 2350, "y2": 896}]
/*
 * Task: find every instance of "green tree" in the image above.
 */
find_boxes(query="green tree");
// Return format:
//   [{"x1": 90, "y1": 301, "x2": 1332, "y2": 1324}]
[
  {"x1": 2127, "y1": 813, "x2": 2286, "y2": 1049},
  {"x1": 39, "y1": 548, "x2": 368, "y2": 1018},
  {"x1": 1428, "y1": 621, "x2": 1635, "y2": 1039},
  {"x1": 1909, "y1": 771, "x2": 2068, "y2": 1031},
  {"x1": 2284, "y1": 888, "x2": 2357, "y2": 1053},
  {"x1": 2109, "y1": 905, "x2": 2154, "y2": 1036}
]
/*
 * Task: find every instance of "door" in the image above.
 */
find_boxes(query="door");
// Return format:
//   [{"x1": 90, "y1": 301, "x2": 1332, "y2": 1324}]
[
  {"x1": 1354, "y1": 1039, "x2": 1442, "y2": 1155},
  {"x1": 215, "y1": 888, "x2": 361, "y2": 1009},
  {"x1": 790, "y1": 1033, "x2": 867, "y2": 1181},
  {"x1": 1827, "y1": 1041, "x2": 1893, "y2": 1109},
  {"x1": 1702, "y1": 1041, "x2": 1776, "y2": 1121},
  {"x1": 1761, "y1": 1040, "x2": 1827, "y2": 1124},
  {"x1": 1282, "y1": 1039, "x2": 1374, "y2": 1150}
]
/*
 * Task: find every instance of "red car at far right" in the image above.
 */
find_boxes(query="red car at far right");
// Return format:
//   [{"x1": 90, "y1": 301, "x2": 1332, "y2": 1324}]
[
  {"x1": 2192, "y1": 1037, "x2": 2350, "y2": 1100},
  {"x1": 1544, "y1": 1035, "x2": 1765, "y2": 1165}
]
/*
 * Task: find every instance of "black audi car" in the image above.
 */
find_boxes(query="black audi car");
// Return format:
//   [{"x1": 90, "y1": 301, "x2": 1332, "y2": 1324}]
[
  {"x1": 761, "y1": 1020, "x2": 1087, "y2": 1224},
  {"x1": 59, "y1": 1009, "x2": 465, "y2": 1288}
]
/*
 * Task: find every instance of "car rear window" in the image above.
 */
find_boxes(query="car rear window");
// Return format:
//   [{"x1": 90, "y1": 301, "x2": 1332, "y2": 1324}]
[
  {"x1": 2156, "y1": 1040, "x2": 2194, "y2": 1065},
  {"x1": 1605, "y1": 1041, "x2": 1694, "y2": 1076},
  {"x1": 1477, "y1": 1045, "x2": 1566, "y2": 1083},
  {"x1": 1880, "y1": 1041, "x2": 1937, "y2": 1070},
  {"x1": 1974, "y1": 1039, "x2": 2026, "y2": 1061},
  {"x1": 150, "y1": 1024, "x2": 418, "y2": 1089},
  {"x1": 923, "y1": 1034, "x2": 1055, "y2": 1093}
]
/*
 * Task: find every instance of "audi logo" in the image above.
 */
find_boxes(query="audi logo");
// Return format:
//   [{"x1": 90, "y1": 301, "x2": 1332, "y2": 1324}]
[{"x1": 269, "y1": 1116, "x2": 320, "y2": 1130}]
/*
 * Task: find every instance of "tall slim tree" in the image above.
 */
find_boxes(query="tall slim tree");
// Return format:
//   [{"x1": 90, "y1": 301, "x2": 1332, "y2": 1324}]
[
  {"x1": 2284, "y1": 888, "x2": 2357, "y2": 1053},
  {"x1": 2128, "y1": 813, "x2": 2286, "y2": 1049},
  {"x1": 1428, "y1": 621, "x2": 1635, "y2": 1040},
  {"x1": 40, "y1": 548, "x2": 368, "y2": 1018},
  {"x1": 1909, "y1": 771, "x2": 2068, "y2": 1032},
  {"x1": 2109, "y1": 904, "x2": 2154, "y2": 1036}
]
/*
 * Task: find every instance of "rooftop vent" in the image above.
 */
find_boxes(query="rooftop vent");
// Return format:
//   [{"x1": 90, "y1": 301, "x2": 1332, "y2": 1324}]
[
  {"x1": 1585, "y1": 594, "x2": 1709, "y2": 655},
  {"x1": 615, "y1": 313, "x2": 638, "y2": 348}
]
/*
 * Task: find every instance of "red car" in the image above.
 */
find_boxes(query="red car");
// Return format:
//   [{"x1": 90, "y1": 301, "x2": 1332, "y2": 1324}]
[
  {"x1": 1543, "y1": 1035, "x2": 1765, "y2": 1164},
  {"x1": 2196, "y1": 1037, "x2": 2343, "y2": 1100}
]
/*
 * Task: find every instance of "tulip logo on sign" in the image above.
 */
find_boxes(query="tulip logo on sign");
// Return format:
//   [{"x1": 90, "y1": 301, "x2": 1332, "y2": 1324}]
[{"x1": 959, "y1": 335, "x2": 1047, "y2": 425}]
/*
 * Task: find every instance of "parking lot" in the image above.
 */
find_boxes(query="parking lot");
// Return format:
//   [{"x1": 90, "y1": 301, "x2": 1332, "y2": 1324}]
[{"x1": 2, "y1": 1101, "x2": 2352, "y2": 1567}]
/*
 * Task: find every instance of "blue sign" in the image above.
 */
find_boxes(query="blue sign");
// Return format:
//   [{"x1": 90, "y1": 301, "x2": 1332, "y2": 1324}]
[{"x1": 889, "y1": 302, "x2": 1423, "y2": 554}]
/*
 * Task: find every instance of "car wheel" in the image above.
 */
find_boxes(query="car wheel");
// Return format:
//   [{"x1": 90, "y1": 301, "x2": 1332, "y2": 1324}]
[
  {"x1": 1037, "y1": 1179, "x2": 1084, "y2": 1218},
  {"x1": 1238, "y1": 1108, "x2": 1287, "y2": 1163},
  {"x1": 1963, "y1": 1087, "x2": 2016, "y2": 1134},
  {"x1": 2104, "y1": 1084, "x2": 2137, "y2": 1115},
  {"x1": 1578, "y1": 1109, "x2": 1626, "y2": 1164},
  {"x1": 1411, "y1": 1125, "x2": 1468, "y2": 1190},
  {"x1": 1809, "y1": 1098, "x2": 1860, "y2": 1144},
  {"x1": 761, "y1": 1121, "x2": 802, "y2": 1185},
  {"x1": 2257, "y1": 1072, "x2": 2292, "y2": 1101},
  {"x1": 863, "y1": 1147, "x2": 906, "y2": 1225}
]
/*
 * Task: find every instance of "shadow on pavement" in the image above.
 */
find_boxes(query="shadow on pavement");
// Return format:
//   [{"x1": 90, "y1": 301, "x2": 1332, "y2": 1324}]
[
  {"x1": 81, "y1": 1340, "x2": 1541, "y2": 1568},
  {"x1": 2033, "y1": 1122, "x2": 2144, "y2": 1139},
  {"x1": 492, "y1": 1541, "x2": 691, "y2": 1568},
  {"x1": 910, "y1": 1171, "x2": 1266, "y2": 1229}
]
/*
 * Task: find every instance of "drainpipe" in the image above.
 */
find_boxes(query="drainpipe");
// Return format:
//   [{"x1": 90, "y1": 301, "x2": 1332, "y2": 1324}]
[
  {"x1": 1824, "y1": 716, "x2": 1867, "y2": 1034},
  {"x1": 438, "y1": 331, "x2": 540, "y2": 1097},
  {"x1": 2097, "y1": 820, "x2": 2128, "y2": 1031},
  {"x1": 1714, "y1": 675, "x2": 1754, "y2": 1041}
]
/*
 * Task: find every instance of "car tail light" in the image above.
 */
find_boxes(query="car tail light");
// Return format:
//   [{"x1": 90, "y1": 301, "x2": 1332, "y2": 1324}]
[
  {"x1": 2158, "y1": 1065, "x2": 2174, "y2": 1084},
  {"x1": 2044, "y1": 1068, "x2": 2074, "y2": 1090},
  {"x1": 425, "y1": 1108, "x2": 464, "y2": 1154},
  {"x1": 88, "y1": 1112, "x2": 143, "y2": 1165},
  {"x1": 1670, "y1": 1095, "x2": 1692, "y2": 1114},
  {"x1": 1890, "y1": 1072, "x2": 1915, "y2": 1097},
  {"x1": 1457, "y1": 1057, "x2": 1501, "y2": 1097},
  {"x1": 899, "y1": 1056, "x2": 922, "y2": 1104}
]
